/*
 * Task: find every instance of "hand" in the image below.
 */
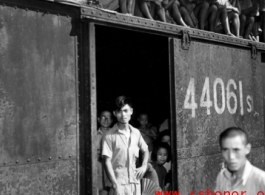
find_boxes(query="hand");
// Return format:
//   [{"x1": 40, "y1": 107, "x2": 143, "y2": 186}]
[
  {"x1": 134, "y1": 165, "x2": 147, "y2": 180},
  {"x1": 232, "y1": 7, "x2": 239, "y2": 13}
]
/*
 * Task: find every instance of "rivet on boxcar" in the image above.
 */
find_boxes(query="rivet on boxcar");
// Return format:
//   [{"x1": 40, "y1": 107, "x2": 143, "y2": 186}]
[
  {"x1": 27, "y1": 159, "x2": 30, "y2": 162},
  {"x1": 59, "y1": 156, "x2": 62, "y2": 159},
  {"x1": 4, "y1": 162, "x2": 6, "y2": 165},
  {"x1": 108, "y1": 14, "x2": 111, "y2": 17},
  {"x1": 69, "y1": 155, "x2": 72, "y2": 158},
  {"x1": 49, "y1": 157, "x2": 52, "y2": 160},
  {"x1": 82, "y1": 9, "x2": 85, "y2": 13},
  {"x1": 38, "y1": 158, "x2": 41, "y2": 161},
  {"x1": 91, "y1": 11, "x2": 95, "y2": 14},
  {"x1": 16, "y1": 160, "x2": 19, "y2": 163}
]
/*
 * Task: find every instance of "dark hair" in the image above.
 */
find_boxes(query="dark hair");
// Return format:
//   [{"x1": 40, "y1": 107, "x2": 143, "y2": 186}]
[
  {"x1": 138, "y1": 113, "x2": 149, "y2": 118},
  {"x1": 98, "y1": 110, "x2": 112, "y2": 118},
  {"x1": 115, "y1": 96, "x2": 132, "y2": 111},
  {"x1": 151, "y1": 142, "x2": 171, "y2": 162},
  {"x1": 219, "y1": 127, "x2": 249, "y2": 146},
  {"x1": 156, "y1": 129, "x2": 171, "y2": 143}
]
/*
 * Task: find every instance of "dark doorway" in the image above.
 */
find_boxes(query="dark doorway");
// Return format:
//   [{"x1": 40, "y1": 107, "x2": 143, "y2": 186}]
[{"x1": 95, "y1": 25, "x2": 170, "y2": 128}]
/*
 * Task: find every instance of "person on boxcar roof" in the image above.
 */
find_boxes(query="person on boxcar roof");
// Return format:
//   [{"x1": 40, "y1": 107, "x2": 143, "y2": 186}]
[
  {"x1": 259, "y1": 0, "x2": 265, "y2": 42},
  {"x1": 102, "y1": 96, "x2": 149, "y2": 195},
  {"x1": 178, "y1": 0, "x2": 211, "y2": 30},
  {"x1": 239, "y1": 0, "x2": 258, "y2": 40},
  {"x1": 214, "y1": 0, "x2": 238, "y2": 37},
  {"x1": 97, "y1": 110, "x2": 113, "y2": 195},
  {"x1": 120, "y1": 0, "x2": 135, "y2": 16},
  {"x1": 215, "y1": 127, "x2": 265, "y2": 195},
  {"x1": 226, "y1": 0, "x2": 241, "y2": 37}
]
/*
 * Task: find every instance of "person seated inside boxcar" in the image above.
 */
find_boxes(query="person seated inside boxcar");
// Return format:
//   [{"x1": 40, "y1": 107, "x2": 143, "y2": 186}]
[
  {"x1": 239, "y1": 0, "x2": 258, "y2": 39},
  {"x1": 154, "y1": 129, "x2": 171, "y2": 172},
  {"x1": 97, "y1": 110, "x2": 113, "y2": 195},
  {"x1": 178, "y1": 0, "x2": 210, "y2": 30},
  {"x1": 150, "y1": 142, "x2": 171, "y2": 190},
  {"x1": 138, "y1": 113, "x2": 158, "y2": 152}
]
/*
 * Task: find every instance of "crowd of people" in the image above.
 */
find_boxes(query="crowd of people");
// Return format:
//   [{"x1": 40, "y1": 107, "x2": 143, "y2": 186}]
[
  {"x1": 96, "y1": 96, "x2": 171, "y2": 194},
  {"x1": 116, "y1": 0, "x2": 265, "y2": 41},
  {"x1": 96, "y1": 96, "x2": 265, "y2": 195}
]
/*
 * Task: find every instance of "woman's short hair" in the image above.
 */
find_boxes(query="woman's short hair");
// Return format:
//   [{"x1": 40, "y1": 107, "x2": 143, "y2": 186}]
[{"x1": 151, "y1": 142, "x2": 171, "y2": 162}]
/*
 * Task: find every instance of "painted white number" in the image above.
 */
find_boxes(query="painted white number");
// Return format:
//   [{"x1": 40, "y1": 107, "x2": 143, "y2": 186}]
[
  {"x1": 226, "y1": 79, "x2": 237, "y2": 114},
  {"x1": 213, "y1": 78, "x2": 225, "y2": 114},
  {"x1": 184, "y1": 78, "x2": 198, "y2": 118},
  {"x1": 239, "y1": 81, "x2": 244, "y2": 115},
  {"x1": 184, "y1": 77, "x2": 253, "y2": 117},
  {"x1": 200, "y1": 77, "x2": 212, "y2": 115}
]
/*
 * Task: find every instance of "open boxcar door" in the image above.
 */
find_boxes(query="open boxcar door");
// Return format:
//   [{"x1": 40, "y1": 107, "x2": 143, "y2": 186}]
[{"x1": 169, "y1": 36, "x2": 265, "y2": 194}]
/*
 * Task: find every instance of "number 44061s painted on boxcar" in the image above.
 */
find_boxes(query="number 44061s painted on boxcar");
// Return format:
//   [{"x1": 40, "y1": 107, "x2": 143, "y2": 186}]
[{"x1": 184, "y1": 77, "x2": 254, "y2": 118}]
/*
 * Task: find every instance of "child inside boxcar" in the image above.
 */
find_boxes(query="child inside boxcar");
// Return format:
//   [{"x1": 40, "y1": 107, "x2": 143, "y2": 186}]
[
  {"x1": 97, "y1": 110, "x2": 113, "y2": 195},
  {"x1": 239, "y1": 0, "x2": 257, "y2": 39},
  {"x1": 150, "y1": 142, "x2": 171, "y2": 190},
  {"x1": 138, "y1": 113, "x2": 157, "y2": 152}
]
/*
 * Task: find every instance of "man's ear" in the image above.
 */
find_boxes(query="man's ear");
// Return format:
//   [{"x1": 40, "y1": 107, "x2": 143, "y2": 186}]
[
  {"x1": 97, "y1": 117, "x2": 100, "y2": 123},
  {"x1": 131, "y1": 108, "x2": 133, "y2": 114},
  {"x1": 113, "y1": 111, "x2": 117, "y2": 117},
  {"x1": 246, "y1": 143, "x2": 251, "y2": 155}
]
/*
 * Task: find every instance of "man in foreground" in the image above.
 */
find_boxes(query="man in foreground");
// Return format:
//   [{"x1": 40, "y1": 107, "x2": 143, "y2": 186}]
[
  {"x1": 215, "y1": 127, "x2": 265, "y2": 194},
  {"x1": 102, "y1": 96, "x2": 149, "y2": 195}
]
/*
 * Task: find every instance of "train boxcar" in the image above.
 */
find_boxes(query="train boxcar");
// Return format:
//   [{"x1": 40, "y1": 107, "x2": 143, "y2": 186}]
[{"x1": 0, "y1": 0, "x2": 265, "y2": 194}]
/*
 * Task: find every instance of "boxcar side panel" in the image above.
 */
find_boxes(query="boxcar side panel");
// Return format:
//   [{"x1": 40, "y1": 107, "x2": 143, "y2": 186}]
[
  {"x1": 173, "y1": 39, "x2": 265, "y2": 194},
  {"x1": 0, "y1": 3, "x2": 78, "y2": 194}
]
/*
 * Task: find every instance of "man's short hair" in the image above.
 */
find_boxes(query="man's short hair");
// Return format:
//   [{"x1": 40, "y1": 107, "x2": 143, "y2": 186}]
[
  {"x1": 219, "y1": 127, "x2": 249, "y2": 146},
  {"x1": 115, "y1": 96, "x2": 132, "y2": 111}
]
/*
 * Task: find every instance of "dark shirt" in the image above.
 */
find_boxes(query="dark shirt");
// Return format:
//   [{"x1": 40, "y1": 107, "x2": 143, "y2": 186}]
[{"x1": 151, "y1": 162, "x2": 167, "y2": 189}]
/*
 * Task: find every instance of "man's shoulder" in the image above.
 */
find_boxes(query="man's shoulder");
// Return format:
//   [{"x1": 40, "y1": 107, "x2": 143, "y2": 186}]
[
  {"x1": 103, "y1": 125, "x2": 118, "y2": 139},
  {"x1": 252, "y1": 165, "x2": 265, "y2": 180},
  {"x1": 129, "y1": 125, "x2": 141, "y2": 135}
]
